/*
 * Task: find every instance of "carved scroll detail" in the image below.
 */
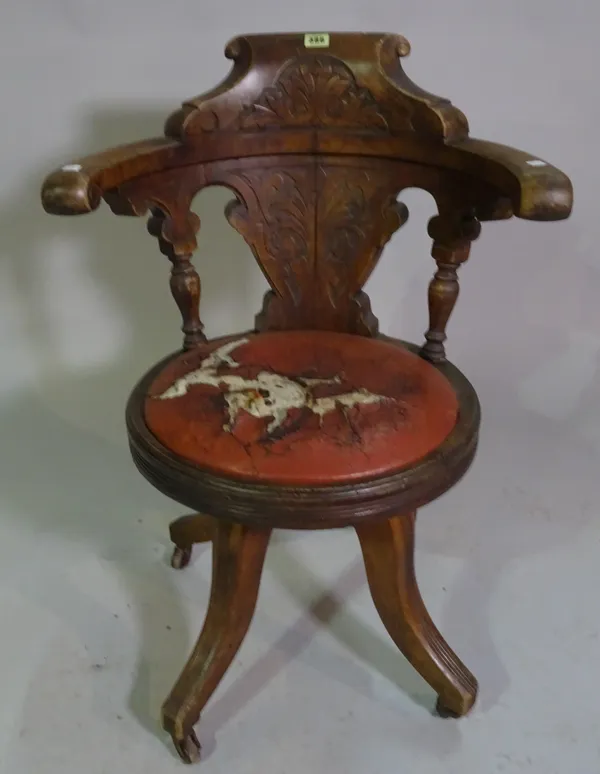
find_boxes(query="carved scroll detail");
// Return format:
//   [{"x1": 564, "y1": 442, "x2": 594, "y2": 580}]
[
  {"x1": 238, "y1": 56, "x2": 391, "y2": 131},
  {"x1": 166, "y1": 34, "x2": 467, "y2": 141}
]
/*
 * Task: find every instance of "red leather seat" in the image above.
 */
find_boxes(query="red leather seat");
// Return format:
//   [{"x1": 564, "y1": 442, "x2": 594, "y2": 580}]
[{"x1": 145, "y1": 330, "x2": 459, "y2": 486}]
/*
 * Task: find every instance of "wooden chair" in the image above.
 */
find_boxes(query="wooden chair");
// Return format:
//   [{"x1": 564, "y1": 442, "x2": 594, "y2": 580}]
[{"x1": 41, "y1": 32, "x2": 573, "y2": 764}]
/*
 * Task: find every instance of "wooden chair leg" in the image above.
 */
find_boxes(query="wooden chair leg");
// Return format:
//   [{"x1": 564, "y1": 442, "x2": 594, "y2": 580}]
[
  {"x1": 162, "y1": 520, "x2": 271, "y2": 763},
  {"x1": 355, "y1": 512, "x2": 477, "y2": 717},
  {"x1": 169, "y1": 513, "x2": 216, "y2": 569}
]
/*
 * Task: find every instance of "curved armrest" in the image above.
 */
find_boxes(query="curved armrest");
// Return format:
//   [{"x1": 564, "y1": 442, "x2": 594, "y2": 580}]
[
  {"x1": 41, "y1": 137, "x2": 182, "y2": 215},
  {"x1": 451, "y1": 138, "x2": 573, "y2": 221}
]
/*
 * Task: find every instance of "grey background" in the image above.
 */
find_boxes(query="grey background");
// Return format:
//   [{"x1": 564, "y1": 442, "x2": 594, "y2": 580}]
[{"x1": 0, "y1": 2, "x2": 598, "y2": 772}]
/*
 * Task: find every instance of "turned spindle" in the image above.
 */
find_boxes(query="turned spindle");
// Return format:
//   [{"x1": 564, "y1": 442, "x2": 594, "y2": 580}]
[
  {"x1": 147, "y1": 208, "x2": 206, "y2": 350},
  {"x1": 421, "y1": 213, "x2": 481, "y2": 363}
]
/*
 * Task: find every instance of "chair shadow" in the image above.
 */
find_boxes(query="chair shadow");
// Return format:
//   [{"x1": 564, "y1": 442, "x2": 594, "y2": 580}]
[
  {"x1": 200, "y1": 384, "x2": 599, "y2": 755},
  {"x1": 199, "y1": 376, "x2": 600, "y2": 752},
  {"x1": 392, "y1": 215, "x2": 598, "y2": 712},
  {"x1": 0, "y1": 106, "x2": 261, "y2": 743},
  {"x1": 200, "y1": 535, "x2": 464, "y2": 761},
  {"x1": 0, "y1": 392, "x2": 192, "y2": 734},
  {"x1": 266, "y1": 539, "x2": 435, "y2": 708},
  {"x1": 192, "y1": 171, "x2": 593, "y2": 750},
  {"x1": 417, "y1": 376, "x2": 600, "y2": 712},
  {"x1": 4, "y1": 105, "x2": 594, "y2": 761}
]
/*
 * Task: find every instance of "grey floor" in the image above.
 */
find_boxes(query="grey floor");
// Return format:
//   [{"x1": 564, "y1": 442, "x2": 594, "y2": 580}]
[
  {"x1": 1, "y1": 1, "x2": 599, "y2": 772},
  {"x1": 2, "y1": 391, "x2": 600, "y2": 774}
]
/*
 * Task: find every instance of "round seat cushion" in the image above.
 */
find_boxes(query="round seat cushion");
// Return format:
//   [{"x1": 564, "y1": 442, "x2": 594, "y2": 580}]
[{"x1": 144, "y1": 331, "x2": 459, "y2": 486}]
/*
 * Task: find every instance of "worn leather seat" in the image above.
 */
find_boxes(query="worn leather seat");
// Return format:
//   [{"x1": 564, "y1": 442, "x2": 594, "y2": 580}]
[{"x1": 144, "y1": 331, "x2": 459, "y2": 485}]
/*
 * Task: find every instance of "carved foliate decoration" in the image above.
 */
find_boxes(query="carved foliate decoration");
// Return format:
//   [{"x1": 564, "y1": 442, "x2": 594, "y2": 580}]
[
  {"x1": 238, "y1": 56, "x2": 393, "y2": 131},
  {"x1": 220, "y1": 159, "x2": 406, "y2": 333},
  {"x1": 167, "y1": 33, "x2": 468, "y2": 142},
  {"x1": 317, "y1": 166, "x2": 408, "y2": 308},
  {"x1": 225, "y1": 167, "x2": 313, "y2": 312}
]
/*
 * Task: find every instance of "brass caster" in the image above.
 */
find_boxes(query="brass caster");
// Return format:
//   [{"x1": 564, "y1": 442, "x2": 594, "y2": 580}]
[
  {"x1": 435, "y1": 697, "x2": 461, "y2": 718},
  {"x1": 172, "y1": 729, "x2": 201, "y2": 764},
  {"x1": 171, "y1": 545, "x2": 192, "y2": 570}
]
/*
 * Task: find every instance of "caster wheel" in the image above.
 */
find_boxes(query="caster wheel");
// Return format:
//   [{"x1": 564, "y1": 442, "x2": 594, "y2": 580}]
[
  {"x1": 435, "y1": 697, "x2": 460, "y2": 718},
  {"x1": 171, "y1": 545, "x2": 192, "y2": 570},
  {"x1": 173, "y1": 729, "x2": 201, "y2": 764}
]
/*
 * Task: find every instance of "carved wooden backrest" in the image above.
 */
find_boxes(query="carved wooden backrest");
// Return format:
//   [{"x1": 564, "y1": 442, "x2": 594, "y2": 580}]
[{"x1": 42, "y1": 32, "x2": 573, "y2": 360}]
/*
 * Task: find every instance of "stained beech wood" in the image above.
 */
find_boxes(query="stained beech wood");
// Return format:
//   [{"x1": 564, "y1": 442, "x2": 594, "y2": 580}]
[
  {"x1": 162, "y1": 521, "x2": 271, "y2": 762},
  {"x1": 356, "y1": 513, "x2": 477, "y2": 716},
  {"x1": 40, "y1": 31, "x2": 572, "y2": 764}
]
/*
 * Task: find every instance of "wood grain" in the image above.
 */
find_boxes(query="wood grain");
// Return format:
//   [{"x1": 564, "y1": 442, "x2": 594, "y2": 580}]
[
  {"x1": 356, "y1": 513, "x2": 477, "y2": 716},
  {"x1": 162, "y1": 520, "x2": 271, "y2": 762},
  {"x1": 39, "y1": 31, "x2": 573, "y2": 763}
]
